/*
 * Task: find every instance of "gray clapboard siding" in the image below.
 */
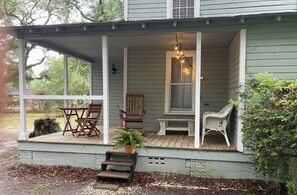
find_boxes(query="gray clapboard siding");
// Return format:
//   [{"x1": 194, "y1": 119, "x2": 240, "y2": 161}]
[
  {"x1": 228, "y1": 32, "x2": 240, "y2": 148},
  {"x1": 201, "y1": 48, "x2": 229, "y2": 116},
  {"x1": 92, "y1": 60, "x2": 123, "y2": 125},
  {"x1": 128, "y1": 0, "x2": 166, "y2": 21},
  {"x1": 201, "y1": 0, "x2": 297, "y2": 17},
  {"x1": 246, "y1": 23, "x2": 297, "y2": 80},
  {"x1": 128, "y1": 49, "x2": 166, "y2": 131}
]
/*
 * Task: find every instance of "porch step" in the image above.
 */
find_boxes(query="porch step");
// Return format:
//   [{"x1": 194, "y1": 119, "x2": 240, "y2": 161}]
[
  {"x1": 97, "y1": 171, "x2": 132, "y2": 180},
  {"x1": 96, "y1": 150, "x2": 138, "y2": 185},
  {"x1": 102, "y1": 160, "x2": 134, "y2": 167}
]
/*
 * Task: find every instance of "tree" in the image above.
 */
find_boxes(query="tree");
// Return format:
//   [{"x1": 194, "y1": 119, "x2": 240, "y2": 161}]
[
  {"x1": 29, "y1": 56, "x2": 90, "y2": 112},
  {"x1": 0, "y1": 0, "x2": 123, "y2": 87}
]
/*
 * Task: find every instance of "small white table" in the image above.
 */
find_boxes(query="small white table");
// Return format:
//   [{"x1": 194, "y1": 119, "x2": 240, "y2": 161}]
[{"x1": 157, "y1": 115, "x2": 195, "y2": 136}]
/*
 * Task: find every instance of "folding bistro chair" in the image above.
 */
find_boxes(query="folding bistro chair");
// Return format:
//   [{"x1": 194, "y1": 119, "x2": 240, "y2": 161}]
[
  {"x1": 119, "y1": 94, "x2": 145, "y2": 135},
  {"x1": 76, "y1": 103, "x2": 102, "y2": 137}
]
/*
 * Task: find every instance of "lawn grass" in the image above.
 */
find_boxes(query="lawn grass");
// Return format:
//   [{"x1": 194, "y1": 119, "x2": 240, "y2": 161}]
[{"x1": 0, "y1": 113, "x2": 64, "y2": 132}]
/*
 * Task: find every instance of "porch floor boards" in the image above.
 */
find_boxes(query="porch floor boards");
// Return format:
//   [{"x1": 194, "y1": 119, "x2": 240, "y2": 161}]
[{"x1": 27, "y1": 126, "x2": 236, "y2": 151}]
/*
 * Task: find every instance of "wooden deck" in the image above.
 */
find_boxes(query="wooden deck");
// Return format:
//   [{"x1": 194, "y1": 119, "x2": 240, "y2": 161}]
[{"x1": 27, "y1": 126, "x2": 236, "y2": 151}]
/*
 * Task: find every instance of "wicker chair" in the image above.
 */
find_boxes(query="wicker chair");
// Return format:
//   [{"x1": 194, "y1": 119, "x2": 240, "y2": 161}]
[{"x1": 201, "y1": 104, "x2": 233, "y2": 146}]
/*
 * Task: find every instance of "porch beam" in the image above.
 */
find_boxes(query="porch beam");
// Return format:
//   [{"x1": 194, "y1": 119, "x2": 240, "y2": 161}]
[
  {"x1": 102, "y1": 35, "x2": 109, "y2": 144},
  {"x1": 18, "y1": 39, "x2": 28, "y2": 140},
  {"x1": 194, "y1": 32, "x2": 202, "y2": 148},
  {"x1": 22, "y1": 95, "x2": 103, "y2": 100}
]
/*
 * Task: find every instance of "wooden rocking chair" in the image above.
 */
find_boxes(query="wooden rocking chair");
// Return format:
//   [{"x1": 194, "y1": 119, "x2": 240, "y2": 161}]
[
  {"x1": 119, "y1": 94, "x2": 145, "y2": 135},
  {"x1": 76, "y1": 103, "x2": 102, "y2": 137}
]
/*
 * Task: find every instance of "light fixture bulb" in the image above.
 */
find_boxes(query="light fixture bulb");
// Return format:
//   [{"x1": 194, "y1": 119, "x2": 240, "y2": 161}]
[
  {"x1": 174, "y1": 45, "x2": 178, "y2": 50},
  {"x1": 176, "y1": 55, "x2": 180, "y2": 59}
]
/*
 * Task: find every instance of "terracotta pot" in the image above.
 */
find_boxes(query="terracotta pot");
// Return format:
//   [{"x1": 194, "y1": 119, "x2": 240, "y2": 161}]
[{"x1": 124, "y1": 144, "x2": 135, "y2": 153}]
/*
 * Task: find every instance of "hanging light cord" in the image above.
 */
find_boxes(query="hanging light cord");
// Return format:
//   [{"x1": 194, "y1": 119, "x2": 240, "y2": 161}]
[{"x1": 175, "y1": 34, "x2": 196, "y2": 73}]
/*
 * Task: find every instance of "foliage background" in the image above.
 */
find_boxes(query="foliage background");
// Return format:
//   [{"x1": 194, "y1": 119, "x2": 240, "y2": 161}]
[{"x1": 233, "y1": 73, "x2": 297, "y2": 194}]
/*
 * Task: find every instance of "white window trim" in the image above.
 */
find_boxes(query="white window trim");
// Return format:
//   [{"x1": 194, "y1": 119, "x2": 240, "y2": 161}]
[
  {"x1": 165, "y1": 51, "x2": 196, "y2": 115},
  {"x1": 167, "y1": 0, "x2": 200, "y2": 19},
  {"x1": 124, "y1": 0, "x2": 128, "y2": 21}
]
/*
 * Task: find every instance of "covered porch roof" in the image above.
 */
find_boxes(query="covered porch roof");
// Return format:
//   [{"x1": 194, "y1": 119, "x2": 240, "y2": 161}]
[{"x1": 6, "y1": 12, "x2": 293, "y2": 62}]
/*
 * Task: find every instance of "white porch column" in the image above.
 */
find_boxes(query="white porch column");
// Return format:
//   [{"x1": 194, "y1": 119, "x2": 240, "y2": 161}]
[
  {"x1": 237, "y1": 29, "x2": 246, "y2": 152},
  {"x1": 102, "y1": 35, "x2": 109, "y2": 144},
  {"x1": 63, "y1": 55, "x2": 68, "y2": 108},
  {"x1": 89, "y1": 62, "x2": 93, "y2": 96},
  {"x1": 123, "y1": 47, "x2": 128, "y2": 110},
  {"x1": 194, "y1": 32, "x2": 202, "y2": 148},
  {"x1": 18, "y1": 39, "x2": 28, "y2": 140}
]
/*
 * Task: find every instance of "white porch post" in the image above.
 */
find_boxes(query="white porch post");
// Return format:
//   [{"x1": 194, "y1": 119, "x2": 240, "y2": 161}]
[
  {"x1": 194, "y1": 32, "x2": 202, "y2": 148},
  {"x1": 123, "y1": 47, "x2": 128, "y2": 110},
  {"x1": 237, "y1": 29, "x2": 246, "y2": 152},
  {"x1": 63, "y1": 55, "x2": 68, "y2": 108},
  {"x1": 18, "y1": 39, "x2": 28, "y2": 140},
  {"x1": 89, "y1": 62, "x2": 93, "y2": 96},
  {"x1": 102, "y1": 35, "x2": 109, "y2": 144}
]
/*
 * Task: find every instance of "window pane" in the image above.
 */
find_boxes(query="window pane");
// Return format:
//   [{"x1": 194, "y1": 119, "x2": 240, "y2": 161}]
[
  {"x1": 182, "y1": 59, "x2": 192, "y2": 83},
  {"x1": 188, "y1": 0, "x2": 194, "y2": 7},
  {"x1": 173, "y1": 0, "x2": 179, "y2": 8},
  {"x1": 180, "y1": 0, "x2": 187, "y2": 7},
  {"x1": 173, "y1": 9, "x2": 179, "y2": 19},
  {"x1": 180, "y1": 8, "x2": 187, "y2": 18},
  {"x1": 171, "y1": 58, "x2": 181, "y2": 83},
  {"x1": 171, "y1": 85, "x2": 192, "y2": 109},
  {"x1": 188, "y1": 8, "x2": 194, "y2": 17},
  {"x1": 171, "y1": 85, "x2": 182, "y2": 109},
  {"x1": 183, "y1": 85, "x2": 192, "y2": 109}
]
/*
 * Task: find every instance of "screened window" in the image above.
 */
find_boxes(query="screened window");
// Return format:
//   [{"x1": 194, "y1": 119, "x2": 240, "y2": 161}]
[
  {"x1": 173, "y1": 0, "x2": 194, "y2": 19},
  {"x1": 165, "y1": 51, "x2": 196, "y2": 114}
]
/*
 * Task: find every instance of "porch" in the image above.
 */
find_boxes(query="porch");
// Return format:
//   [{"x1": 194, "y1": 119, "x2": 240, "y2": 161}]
[
  {"x1": 24, "y1": 126, "x2": 236, "y2": 151},
  {"x1": 18, "y1": 127, "x2": 254, "y2": 179}
]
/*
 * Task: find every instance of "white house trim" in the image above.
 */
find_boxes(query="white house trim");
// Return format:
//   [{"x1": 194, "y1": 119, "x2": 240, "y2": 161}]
[
  {"x1": 164, "y1": 51, "x2": 196, "y2": 115},
  {"x1": 123, "y1": 47, "x2": 128, "y2": 111},
  {"x1": 166, "y1": 0, "x2": 173, "y2": 19},
  {"x1": 194, "y1": 32, "x2": 202, "y2": 149},
  {"x1": 195, "y1": 0, "x2": 201, "y2": 17},
  {"x1": 63, "y1": 55, "x2": 69, "y2": 108},
  {"x1": 18, "y1": 39, "x2": 28, "y2": 140},
  {"x1": 237, "y1": 29, "x2": 246, "y2": 152},
  {"x1": 124, "y1": 0, "x2": 128, "y2": 21},
  {"x1": 102, "y1": 35, "x2": 109, "y2": 144},
  {"x1": 89, "y1": 62, "x2": 93, "y2": 96}
]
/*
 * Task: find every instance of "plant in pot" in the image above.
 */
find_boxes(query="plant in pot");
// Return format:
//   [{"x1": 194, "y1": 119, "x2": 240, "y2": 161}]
[{"x1": 114, "y1": 130, "x2": 145, "y2": 153}]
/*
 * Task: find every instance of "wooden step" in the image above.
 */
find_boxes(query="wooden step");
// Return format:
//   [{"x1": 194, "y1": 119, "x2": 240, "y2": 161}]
[
  {"x1": 102, "y1": 160, "x2": 134, "y2": 167},
  {"x1": 106, "y1": 150, "x2": 136, "y2": 156},
  {"x1": 97, "y1": 171, "x2": 132, "y2": 180}
]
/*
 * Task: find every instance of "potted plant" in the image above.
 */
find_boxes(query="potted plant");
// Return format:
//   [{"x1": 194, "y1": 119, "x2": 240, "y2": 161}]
[{"x1": 114, "y1": 130, "x2": 145, "y2": 153}]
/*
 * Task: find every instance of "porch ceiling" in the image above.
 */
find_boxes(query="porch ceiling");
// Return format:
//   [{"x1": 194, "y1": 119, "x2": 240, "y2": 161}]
[{"x1": 28, "y1": 31, "x2": 235, "y2": 62}]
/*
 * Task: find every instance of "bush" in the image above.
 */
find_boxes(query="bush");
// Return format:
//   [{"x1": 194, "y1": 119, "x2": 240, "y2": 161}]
[{"x1": 234, "y1": 73, "x2": 297, "y2": 194}]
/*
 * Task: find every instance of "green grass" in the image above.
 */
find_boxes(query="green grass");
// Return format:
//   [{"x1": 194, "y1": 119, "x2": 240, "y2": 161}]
[{"x1": 0, "y1": 113, "x2": 64, "y2": 131}]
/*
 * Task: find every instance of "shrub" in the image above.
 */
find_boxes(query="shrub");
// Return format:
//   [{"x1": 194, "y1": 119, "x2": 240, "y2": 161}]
[{"x1": 234, "y1": 73, "x2": 297, "y2": 194}]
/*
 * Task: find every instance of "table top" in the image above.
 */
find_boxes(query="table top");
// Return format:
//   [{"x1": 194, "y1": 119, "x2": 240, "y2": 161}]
[{"x1": 60, "y1": 107, "x2": 88, "y2": 111}]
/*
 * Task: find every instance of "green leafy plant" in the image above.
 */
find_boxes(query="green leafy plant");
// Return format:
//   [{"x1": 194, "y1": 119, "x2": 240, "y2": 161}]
[
  {"x1": 233, "y1": 72, "x2": 297, "y2": 194},
  {"x1": 114, "y1": 130, "x2": 145, "y2": 150}
]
